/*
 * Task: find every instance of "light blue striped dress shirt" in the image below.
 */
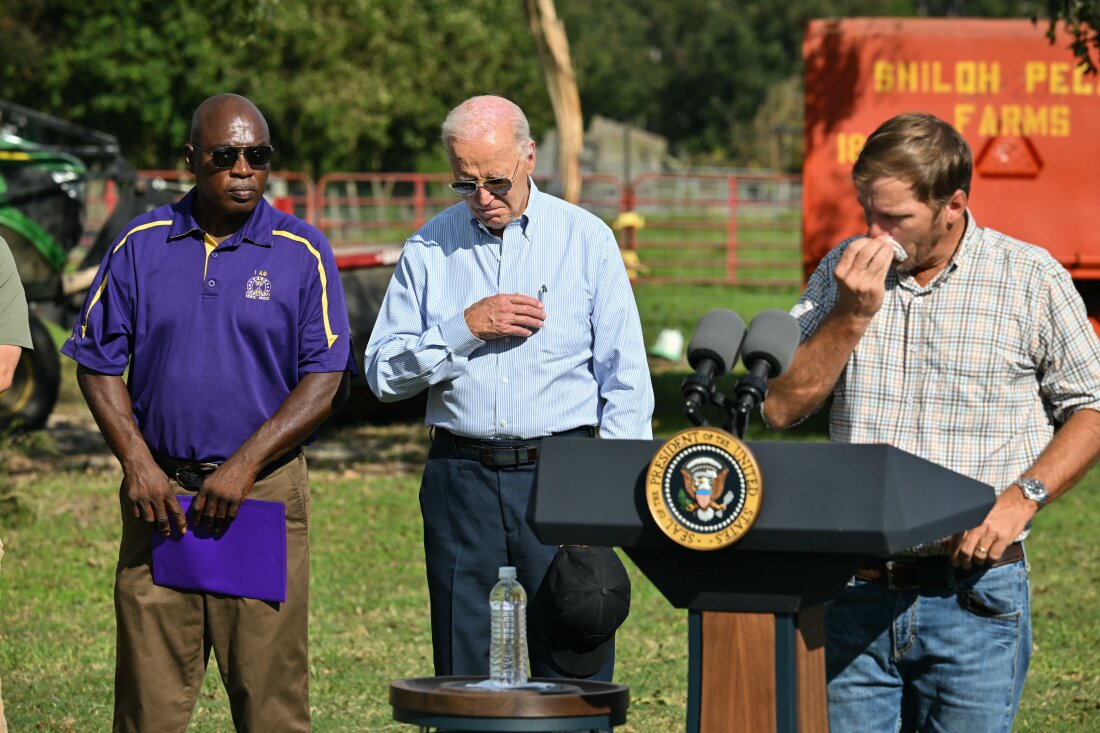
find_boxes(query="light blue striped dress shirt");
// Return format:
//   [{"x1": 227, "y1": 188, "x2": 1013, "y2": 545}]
[{"x1": 365, "y1": 181, "x2": 654, "y2": 440}]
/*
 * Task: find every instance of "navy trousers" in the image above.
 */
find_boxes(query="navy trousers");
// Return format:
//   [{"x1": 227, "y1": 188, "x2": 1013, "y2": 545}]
[{"x1": 419, "y1": 429, "x2": 614, "y2": 682}]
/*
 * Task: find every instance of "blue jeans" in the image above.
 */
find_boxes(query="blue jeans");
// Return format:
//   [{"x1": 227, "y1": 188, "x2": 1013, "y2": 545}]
[{"x1": 825, "y1": 558, "x2": 1031, "y2": 733}]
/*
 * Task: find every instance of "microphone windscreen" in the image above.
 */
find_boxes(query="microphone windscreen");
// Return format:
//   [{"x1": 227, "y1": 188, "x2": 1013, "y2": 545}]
[
  {"x1": 741, "y1": 309, "x2": 800, "y2": 377},
  {"x1": 687, "y1": 309, "x2": 746, "y2": 375}
]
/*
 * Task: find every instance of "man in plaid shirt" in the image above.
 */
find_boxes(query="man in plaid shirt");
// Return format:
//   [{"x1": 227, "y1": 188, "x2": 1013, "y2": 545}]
[{"x1": 765, "y1": 113, "x2": 1100, "y2": 733}]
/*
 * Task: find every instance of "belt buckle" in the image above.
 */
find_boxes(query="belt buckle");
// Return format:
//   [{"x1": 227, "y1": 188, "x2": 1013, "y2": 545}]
[
  {"x1": 884, "y1": 559, "x2": 919, "y2": 592},
  {"x1": 480, "y1": 446, "x2": 535, "y2": 468},
  {"x1": 174, "y1": 462, "x2": 218, "y2": 489},
  {"x1": 480, "y1": 446, "x2": 509, "y2": 468}
]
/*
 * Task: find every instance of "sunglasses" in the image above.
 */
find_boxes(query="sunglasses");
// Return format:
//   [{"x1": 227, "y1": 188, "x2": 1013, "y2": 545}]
[
  {"x1": 450, "y1": 158, "x2": 522, "y2": 197},
  {"x1": 193, "y1": 144, "x2": 275, "y2": 169}
]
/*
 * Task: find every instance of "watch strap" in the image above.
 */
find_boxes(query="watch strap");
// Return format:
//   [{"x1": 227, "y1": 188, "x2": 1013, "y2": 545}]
[{"x1": 1016, "y1": 477, "x2": 1048, "y2": 508}]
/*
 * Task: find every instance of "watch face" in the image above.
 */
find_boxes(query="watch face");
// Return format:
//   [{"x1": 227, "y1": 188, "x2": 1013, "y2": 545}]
[{"x1": 1019, "y1": 478, "x2": 1048, "y2": 506}]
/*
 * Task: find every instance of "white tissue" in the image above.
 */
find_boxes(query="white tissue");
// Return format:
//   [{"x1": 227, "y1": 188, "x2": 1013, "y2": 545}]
[{"x1": 885, "y1": 235, "x2": 908, "y2": 263}]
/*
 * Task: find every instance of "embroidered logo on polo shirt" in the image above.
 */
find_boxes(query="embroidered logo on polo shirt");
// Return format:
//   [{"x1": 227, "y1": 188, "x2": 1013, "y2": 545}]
[{"x1": 245, "y1": 270, "x2": 272, "y2": 301}]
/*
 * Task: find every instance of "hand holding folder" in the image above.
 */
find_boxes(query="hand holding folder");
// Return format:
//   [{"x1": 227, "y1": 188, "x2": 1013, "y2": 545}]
[{"x1": 151, "y1": 495, "x2": 288, "y2": 603}]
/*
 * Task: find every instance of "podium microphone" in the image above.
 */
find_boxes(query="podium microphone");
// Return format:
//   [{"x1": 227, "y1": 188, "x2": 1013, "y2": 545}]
[
  {"x1": 682, "y1": 309, "x2": 746, "y2": 426},
  {"x1": 734, "y1": 309, "x2": 800, "y2": 416}
]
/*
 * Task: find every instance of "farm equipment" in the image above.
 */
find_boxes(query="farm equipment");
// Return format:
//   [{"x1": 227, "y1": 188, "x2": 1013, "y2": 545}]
[
  {"x1": 0, "y1": 98, "x2": 417, "y2": 432},
  {"x1": 0, "y1": 98, "x2": 180, "y2": 431}
]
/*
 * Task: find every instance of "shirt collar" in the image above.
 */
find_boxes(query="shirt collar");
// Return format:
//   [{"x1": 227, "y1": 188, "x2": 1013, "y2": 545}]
[
  {"x1": 466, "y1": 178, "x2": 539, "y2": 239},
  {"x1": 895, "y1": 208, "x2": 978, "y2": 293},
  {"x1": 949, "y1": 208, "x2": 979, "y2": 269},
  {"x1": 929, "y1": 208, "x2": 979, "y2": 288},
  {"x1": 168, "y1": 188, "x2": 275, "y2": 248},
  {"x1": 521, "y1": 179, "x2": 542, "y2": 236}
]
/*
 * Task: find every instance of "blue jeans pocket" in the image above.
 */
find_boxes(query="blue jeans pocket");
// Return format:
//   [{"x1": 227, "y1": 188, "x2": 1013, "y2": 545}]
[{"x1": 955, "y1": 561, "x2": 1026, "y2": 620}]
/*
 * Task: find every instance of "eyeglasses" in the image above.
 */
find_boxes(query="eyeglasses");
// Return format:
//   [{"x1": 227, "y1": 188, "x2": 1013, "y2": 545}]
[
  {"x1": 449, "y1": 158, "x2": 522, "y2": 197},
  {"x1": 192, "y1": 144, "x2": 275, "y2": 169}
]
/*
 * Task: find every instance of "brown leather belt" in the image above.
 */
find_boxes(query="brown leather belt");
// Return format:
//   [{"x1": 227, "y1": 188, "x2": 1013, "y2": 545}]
[
  {"x1": 153, "y1": 449, "x2": 301, "y2": 490},
  {"x1": 856, "y1": 542, "x2": 1024, "y2": 591}
]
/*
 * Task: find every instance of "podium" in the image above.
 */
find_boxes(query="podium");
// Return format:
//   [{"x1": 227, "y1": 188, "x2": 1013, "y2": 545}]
[{"x1": 531, "y1": 437, "x2": 994, "y2": 733}]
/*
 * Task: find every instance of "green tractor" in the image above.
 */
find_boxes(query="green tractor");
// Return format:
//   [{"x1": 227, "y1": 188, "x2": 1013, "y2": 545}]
[{"x1": 1, "y1": 98, "x2": 180, "y2": 432}]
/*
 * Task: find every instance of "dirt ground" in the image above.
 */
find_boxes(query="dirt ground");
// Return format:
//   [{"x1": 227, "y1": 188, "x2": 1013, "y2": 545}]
[{"x1": 2, "y1": 397, "x2": 432, "y2": 485}]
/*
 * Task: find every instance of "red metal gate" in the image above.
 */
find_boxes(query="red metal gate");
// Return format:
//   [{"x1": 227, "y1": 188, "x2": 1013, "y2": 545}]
[
  {"x1": 80, "y1": 169, "x2": 802, "y2": 287},
  {"x1": 626, "y1": 173, "x2": 801, "y2": 287}
]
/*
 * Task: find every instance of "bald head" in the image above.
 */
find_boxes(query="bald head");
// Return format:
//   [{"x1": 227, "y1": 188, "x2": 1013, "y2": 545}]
[
  {"x1": 190, "y1": 93, "x2": 269, "y2": 146},
  {"x1": 441, "y1": 95, "x2": 532, "y2": 157},
  {"x1": 184, "y1": 93, "x2": 271, "y2": 231}
]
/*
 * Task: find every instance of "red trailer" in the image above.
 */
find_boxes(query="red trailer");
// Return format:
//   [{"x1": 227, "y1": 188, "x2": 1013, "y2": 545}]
[{"x1": 803, "y1": 18, "x2": 1100, "y2": 334}]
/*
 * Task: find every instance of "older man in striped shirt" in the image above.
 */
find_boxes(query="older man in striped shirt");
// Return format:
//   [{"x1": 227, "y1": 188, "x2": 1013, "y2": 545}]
[
  {"x1": 365, "y1": 95, "x2": 653, "y2": 681},
  {"x1": 765, "y1": 113, "x2": 1100, "y2": 733}
]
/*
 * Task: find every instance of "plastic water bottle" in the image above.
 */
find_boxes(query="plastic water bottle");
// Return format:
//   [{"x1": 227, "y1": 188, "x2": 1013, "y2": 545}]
[{"x1": 488, "y1": 566, "x2": 529, "y2": 688}]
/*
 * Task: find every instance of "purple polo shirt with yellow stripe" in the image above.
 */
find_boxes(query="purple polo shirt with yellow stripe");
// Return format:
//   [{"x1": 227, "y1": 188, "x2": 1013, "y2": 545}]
[{"x1": 61, "y1": 189, "x2": 353, "y2": 463}]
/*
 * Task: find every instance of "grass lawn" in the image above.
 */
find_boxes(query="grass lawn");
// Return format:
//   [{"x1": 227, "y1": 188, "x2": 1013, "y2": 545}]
[
  {"x1": 1, "y1": 285, "x2": 1098, "y2": 731},
  {"x1": 633, "y1": 283, "x2": 803, "y2": 351}
]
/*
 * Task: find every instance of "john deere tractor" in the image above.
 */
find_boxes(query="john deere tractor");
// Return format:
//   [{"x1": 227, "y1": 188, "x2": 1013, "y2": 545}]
[{"x1": 0, "y1": 98, "x2": 180, "y2": 432}]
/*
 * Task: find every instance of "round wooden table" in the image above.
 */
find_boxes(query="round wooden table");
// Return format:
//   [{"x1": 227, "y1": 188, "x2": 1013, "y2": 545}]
[{"x1": 389, "y1": 676, "x2": 630, "y2": 732}]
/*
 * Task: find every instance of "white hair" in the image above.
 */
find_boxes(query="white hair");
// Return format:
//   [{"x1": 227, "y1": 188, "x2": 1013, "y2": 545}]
[{"x1": 441, "y1": 95, "x2": 533, "y2": 158}]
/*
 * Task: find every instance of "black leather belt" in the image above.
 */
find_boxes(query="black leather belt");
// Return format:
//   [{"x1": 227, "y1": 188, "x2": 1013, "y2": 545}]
[
  {"x1": 433, "y1": 427, "x2": 595, "y2": 469},
  {"x1": 153, "y1": 449, "x2": 301, "y2": 490},
  {"x1": 856, "y1": 542, "x2": 1025, "y2": 591}
]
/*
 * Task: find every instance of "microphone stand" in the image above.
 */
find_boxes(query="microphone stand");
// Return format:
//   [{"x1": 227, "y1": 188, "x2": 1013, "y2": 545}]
[
  {"x1": 681, "y1": 382, "x2": 759, "y2": 439},
  {"x1": 713, "y1": 390, "x2": 741, "y2": 437},
  {"x1": 681, "y1": 371, "x2": 715, "y2": 427},
  {"x1": 729, "y1": 371, "x2": 768, "y2": 439}
]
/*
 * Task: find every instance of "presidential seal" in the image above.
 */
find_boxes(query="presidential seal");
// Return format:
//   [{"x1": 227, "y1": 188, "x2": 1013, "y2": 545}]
[{"x1": 645, "y1": 427, "x2": 763, "y2": 550}]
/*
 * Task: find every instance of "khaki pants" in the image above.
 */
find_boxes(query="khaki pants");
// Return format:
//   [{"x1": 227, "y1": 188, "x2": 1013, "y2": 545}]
[{"x1": 113, "y1": 454, "x2": 311, "y2": 733}]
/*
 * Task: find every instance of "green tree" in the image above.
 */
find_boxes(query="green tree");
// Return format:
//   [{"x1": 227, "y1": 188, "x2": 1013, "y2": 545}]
[
  {"x1": 3, "y1": 0, "x2": 1083, "y2": 172},
  {"x1": 1031, "y1": 0, "x2": 1100, "y2": 71},
  {"x1": 0, "y1": 0, "x2": 549, "y2": 173},
  {"x1": 556, "y1": 0, "x2": 1033, "y2": 164}
]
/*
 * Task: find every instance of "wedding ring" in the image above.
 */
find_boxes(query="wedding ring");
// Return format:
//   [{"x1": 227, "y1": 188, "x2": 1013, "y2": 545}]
[{"x1": 976, "y1": 546, "x2": 989, "y2": 554}]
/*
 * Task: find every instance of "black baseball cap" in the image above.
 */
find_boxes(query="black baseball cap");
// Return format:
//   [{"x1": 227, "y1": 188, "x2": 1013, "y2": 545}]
[{"x1": 547, "y1": 545, "x2": 631, "y2": 677}]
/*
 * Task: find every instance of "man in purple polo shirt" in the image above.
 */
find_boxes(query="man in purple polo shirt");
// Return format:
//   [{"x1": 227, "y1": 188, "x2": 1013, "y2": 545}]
[{"x1": 62, "y1": 93, "x2": 352, "y2": 733}]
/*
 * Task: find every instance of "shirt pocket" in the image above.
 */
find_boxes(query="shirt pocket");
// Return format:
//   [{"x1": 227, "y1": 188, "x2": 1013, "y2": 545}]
[{"x1": 539, "y1": 290, "x2": 592, "y2": 363}]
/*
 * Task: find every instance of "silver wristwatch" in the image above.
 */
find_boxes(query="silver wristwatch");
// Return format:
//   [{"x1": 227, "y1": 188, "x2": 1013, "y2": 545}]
[{"x1": 1016, "y1": 477, "x2": 1049, "y2": 509}]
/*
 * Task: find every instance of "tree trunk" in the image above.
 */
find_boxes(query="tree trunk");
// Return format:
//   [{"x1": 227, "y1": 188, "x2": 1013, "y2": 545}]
[{"x1": 526, "y1": 0, "x2": 584, "y2": 204}]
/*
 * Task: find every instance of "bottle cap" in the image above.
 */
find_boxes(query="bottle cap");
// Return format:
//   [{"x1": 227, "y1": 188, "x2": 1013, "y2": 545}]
[{"x1": 498, "y1": 566, "x2": 517, "y2": 580}]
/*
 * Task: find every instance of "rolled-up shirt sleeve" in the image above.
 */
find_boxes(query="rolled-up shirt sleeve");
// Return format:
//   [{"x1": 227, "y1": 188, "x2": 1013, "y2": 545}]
[{"x1": 1035, "y1": 263, "x2": 1100, "y2": 421}]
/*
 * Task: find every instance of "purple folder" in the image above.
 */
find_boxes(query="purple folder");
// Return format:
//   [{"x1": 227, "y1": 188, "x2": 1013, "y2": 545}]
[{"x1": 151, "y1": 495, "x2": 287, "y2": 603}]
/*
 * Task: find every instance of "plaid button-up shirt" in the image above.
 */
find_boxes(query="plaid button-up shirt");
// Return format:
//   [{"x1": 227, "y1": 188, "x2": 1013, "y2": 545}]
[{"x1": 791, "y1": 212, "x2": 1100, "y2": 550}]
